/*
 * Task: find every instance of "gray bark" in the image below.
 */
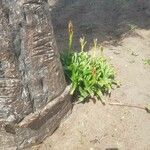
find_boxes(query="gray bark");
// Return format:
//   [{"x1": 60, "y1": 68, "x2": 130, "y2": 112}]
[{"x1": 0, "y1": 0, "x2": 72, "y2": 149}]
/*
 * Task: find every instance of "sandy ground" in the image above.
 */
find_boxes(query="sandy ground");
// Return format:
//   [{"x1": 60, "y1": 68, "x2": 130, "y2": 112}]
[{"x1": 31, "y1": 0, "x2": 150, "y2": 149}]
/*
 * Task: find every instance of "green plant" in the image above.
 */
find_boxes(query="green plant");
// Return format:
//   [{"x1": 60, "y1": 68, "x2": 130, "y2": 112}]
[
  {"x1": 143, "y1": 59, "x2": 150, "y2": 65},
  {"x1": 60, "y1": 22, "x2": 117, "y2": 103},
  {"x1": 62, "y1": 51, "x2": 117, "y2": 103}
]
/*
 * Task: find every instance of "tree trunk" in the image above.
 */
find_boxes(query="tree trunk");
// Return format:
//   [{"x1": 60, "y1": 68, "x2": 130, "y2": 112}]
[{"x1": 0, "y1": 0, "x2": 72, "y2": 149}]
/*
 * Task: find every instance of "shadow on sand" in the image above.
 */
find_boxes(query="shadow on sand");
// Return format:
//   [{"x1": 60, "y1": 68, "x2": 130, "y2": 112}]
[{"x1": 50, "y1": 0, "x2": 150, "y2": 50}]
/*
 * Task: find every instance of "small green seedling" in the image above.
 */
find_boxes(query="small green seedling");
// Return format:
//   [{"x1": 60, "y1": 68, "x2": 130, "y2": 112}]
[
  {"x1": 143, "y1": 59, "x2": 150, "y2": 65},
  {"x1": 128, "y1": 23, "x2": 137, "y2": 31}
]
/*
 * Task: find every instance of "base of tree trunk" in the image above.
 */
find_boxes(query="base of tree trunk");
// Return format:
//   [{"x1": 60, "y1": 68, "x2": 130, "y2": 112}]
[{"x1": 0, "y1": 86, "x2": 72, "y2": 150}]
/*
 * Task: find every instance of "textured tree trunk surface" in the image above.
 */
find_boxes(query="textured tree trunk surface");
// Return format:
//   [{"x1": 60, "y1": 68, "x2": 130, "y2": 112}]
[{"x1": 0, "y1": 0, "x2": 72, "y2": 149}]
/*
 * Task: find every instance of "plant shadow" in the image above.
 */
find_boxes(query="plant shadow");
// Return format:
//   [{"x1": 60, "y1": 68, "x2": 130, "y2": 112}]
[{"x1": 50, "y1": 0, "x2": 150, "y2": 51}]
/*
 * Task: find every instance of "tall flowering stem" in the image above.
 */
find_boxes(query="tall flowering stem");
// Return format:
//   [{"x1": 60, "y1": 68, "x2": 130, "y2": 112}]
[
  {"x1": 68, "y1": 20, "x2": 74, "y2": 51},
  {"x1": 80, "y1": 37, "x2": 87, "y2": 52},
  {"x1": 93, "y1": 39, "x2": 98, "y2": 57}
]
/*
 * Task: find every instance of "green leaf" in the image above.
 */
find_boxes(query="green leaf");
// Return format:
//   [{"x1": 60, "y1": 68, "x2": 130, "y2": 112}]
[
  {"x1": 78, "y1": 96, "x2": 85, "y2": 103},
  {"x1": 87, "y1": 88, "x2": 94, "y2": 97},
  {"x1": 70, "y1": 83, "x2": 77, "y2": 95},
  {"x1": 97, "y1": 90, "x2": 103, "y2": 99}
]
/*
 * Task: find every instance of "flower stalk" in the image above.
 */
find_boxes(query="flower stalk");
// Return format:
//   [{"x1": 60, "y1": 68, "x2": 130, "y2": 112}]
[
  {"x1": 68, "y1": 20, "x2": 74, "y2": 51},
  {"x1": 80, "y1": 37, "x2": 87, "y2": 52}
]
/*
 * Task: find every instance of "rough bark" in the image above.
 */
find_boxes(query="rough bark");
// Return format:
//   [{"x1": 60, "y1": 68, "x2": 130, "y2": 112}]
[{"x1": 0, "y1": 0, "x2": 72, "y2": 149}]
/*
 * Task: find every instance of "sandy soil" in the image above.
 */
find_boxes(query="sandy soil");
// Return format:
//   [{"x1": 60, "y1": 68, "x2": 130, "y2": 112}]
[{"x1": 31, "y1": 0, "x2": 150, "y2": 149}]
